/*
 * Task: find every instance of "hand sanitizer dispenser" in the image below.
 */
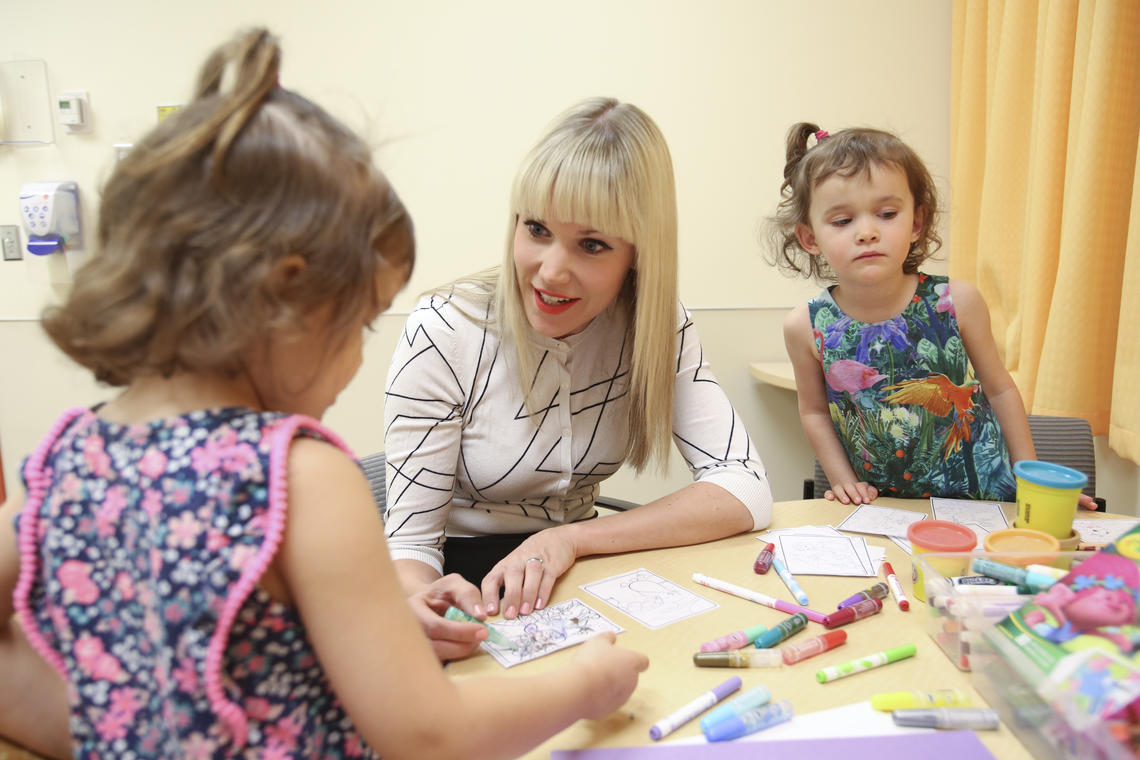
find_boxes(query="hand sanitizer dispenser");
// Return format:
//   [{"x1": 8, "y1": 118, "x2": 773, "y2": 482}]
[{"x1": 19, "y1": 182, "x2": 82, "y2": 256}]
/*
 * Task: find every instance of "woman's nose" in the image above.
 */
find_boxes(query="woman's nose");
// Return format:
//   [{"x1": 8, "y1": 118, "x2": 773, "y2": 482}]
[{"x1": 539, "y1": 243, "x2": 572, "y2": 284}]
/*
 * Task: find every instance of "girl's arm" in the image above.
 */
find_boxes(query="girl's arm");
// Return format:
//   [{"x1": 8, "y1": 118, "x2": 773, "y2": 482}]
[
  {"x1": 277, "y1": 439, "x2": 648, "y2": 760},
  {"x1": 951, "y1": 280, "x2": 1036, "y2": 463},
  {"x1": 482, "y1": 307, "x2": 769, "y2": 617},
  {"x1": 783, "y1": 304, "x2": 878, "y2": 505},
  {"x1": 0, "y1": 493, "x2": 73, "y2": 760}
]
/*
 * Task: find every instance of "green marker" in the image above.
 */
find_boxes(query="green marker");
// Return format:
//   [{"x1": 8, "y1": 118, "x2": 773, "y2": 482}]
[
  {"x1": 444, "y1": 605, "x2": 516, "y2": 649},
  {"x1": 815, "y1": 643, "x2": 917, "y2": 683}
]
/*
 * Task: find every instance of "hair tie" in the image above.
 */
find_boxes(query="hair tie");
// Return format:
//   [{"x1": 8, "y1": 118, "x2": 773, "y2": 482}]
[{"x1": 814, "y1": 130, "x2": 830, "y2": 141}]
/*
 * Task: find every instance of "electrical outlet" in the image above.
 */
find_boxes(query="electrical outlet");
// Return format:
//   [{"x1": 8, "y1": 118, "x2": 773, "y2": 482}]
[{"x1": 0, "y1": 226, "x2": 21, "y2": 261}]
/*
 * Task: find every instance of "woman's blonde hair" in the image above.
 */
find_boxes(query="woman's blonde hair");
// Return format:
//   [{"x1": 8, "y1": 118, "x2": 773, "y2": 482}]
[
  {"x1": 43, "y1": 28, "x2": 414, "y2": 386},
  {"x1": 442, "y1": 98, "x2": 678, "y2": 472},
  {"x1": 768, "y1": 122, "x2": 941, "y2": 283}
]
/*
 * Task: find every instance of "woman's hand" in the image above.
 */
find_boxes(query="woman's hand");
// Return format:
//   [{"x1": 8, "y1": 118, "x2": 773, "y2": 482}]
[
  {"x1": 825, "y1": 480, "x2": 878, "y2": 506},
  {"x1": 407, "y1": 574, "x2": 489, "y2": 661},
  {"x1": 481, "y1": 528, "x2": 578, "y2": 618}
]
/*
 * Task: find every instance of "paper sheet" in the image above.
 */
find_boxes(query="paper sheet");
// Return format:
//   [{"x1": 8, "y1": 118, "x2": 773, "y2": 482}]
[
  {"x1": 836, "y1": 503, "x2": 927, "y2": 537},
  {"x1": 581, "y1": 568, "x2": 718, "y2": 629},
  {"x1": 929, "y1": 497, "x2": 1009, "y2": 533},
  {"x1": 482, "y1": 598, "x2": 623, "y2": 667}
]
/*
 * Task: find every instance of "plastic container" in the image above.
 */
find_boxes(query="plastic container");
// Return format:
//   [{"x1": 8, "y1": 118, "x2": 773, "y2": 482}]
[
  {"x1": 984, "y1": 528, "x2": 1061, "y2": 567},
  {"x1": 907, "y1": 520, "x2": 977, "y2": 602},
  {"x1": 1014, "y1": 460, "x2": 1087, "y2": 539}
]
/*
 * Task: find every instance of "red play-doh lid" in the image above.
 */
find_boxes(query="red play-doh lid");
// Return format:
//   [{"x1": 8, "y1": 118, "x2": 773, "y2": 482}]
[{"x1": 906, "y1": 519, "x2": 977, "y2": 552}]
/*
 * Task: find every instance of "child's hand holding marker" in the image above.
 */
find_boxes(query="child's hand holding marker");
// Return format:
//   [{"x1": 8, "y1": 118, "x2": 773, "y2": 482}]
[{"x1": 444, "y1": 605, "x2": 516, "y2": 649}]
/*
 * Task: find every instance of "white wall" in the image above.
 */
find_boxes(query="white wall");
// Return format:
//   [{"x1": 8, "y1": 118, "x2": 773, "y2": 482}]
[{"x1": 2, "y1": 1, "x2": 1136, "y2": 511}]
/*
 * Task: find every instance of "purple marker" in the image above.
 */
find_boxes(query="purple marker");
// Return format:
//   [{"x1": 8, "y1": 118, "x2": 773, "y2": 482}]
[
  {"x1": 649, "y1": 676, "x2": 741, "y2": 741},
  {"x1": 700, "y1": 624, "x2": 768, "y2": 652},
  {"x1": 836, "y1": 582, "x2": 889, "y2": 609}
]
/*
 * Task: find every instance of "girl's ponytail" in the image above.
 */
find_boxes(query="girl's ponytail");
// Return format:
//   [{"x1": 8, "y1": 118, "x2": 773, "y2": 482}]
[{"x1": 781, "y1": 122, "x2": 822, "y2": 191}]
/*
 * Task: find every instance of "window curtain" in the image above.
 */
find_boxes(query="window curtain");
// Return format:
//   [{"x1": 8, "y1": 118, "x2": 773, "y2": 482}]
[{"x1": 950, "y1": 0, "x2": 1140, "y2": 464}]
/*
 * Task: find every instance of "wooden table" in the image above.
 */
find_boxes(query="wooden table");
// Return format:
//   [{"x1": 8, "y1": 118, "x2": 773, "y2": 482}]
[
  {"x1": 448, "y1": 497, "x2": 1121, "y2": 759},
  {"x1": 747, "y1": 361, "x2": 796, "y2": 391}
]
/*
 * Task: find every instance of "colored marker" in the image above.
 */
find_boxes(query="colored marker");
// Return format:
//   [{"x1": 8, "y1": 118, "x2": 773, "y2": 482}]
[
  {"x1": 822, "y1": 597, "x2": 882, "y2": 629},
  {"x1": 1027, "y1": 563, "x2": 1068, "y2": 580},
  {"x1": 882, "y1": 561, "x2": 910, "y2": 611},
  {"x1": 892, "y1": 708, "x2": 1000, "y2": 730},
  {"x1": 871, "y1": 689, "x2": 972, "y2": 711},
  {"x1": 972, "y1": 558, "x2": 1057, "y2": 591},
  {"x1": 649, "y1": 676, "x2": 741, "y2": 741},
  {"x1": 693, "y1": 649, "x2": 784, "y2": 668},
  {"x1": 949, "y1": 575, "x2": 1004, "y2": 586},
  {"x1": 771, "y1": 557, "x2": 810, "y2": 605},
  {"x1": 754, "y1": 613, "x2": 808, "y2": 649},
  {"x1": 836, "y1": 582, "x2": 889, "y2": 609},
  {"x1": 700, "y1": 624, "x2": 768, "y2": 652},
  {"x1": 753, "y1": 542, "x2": 776, "y2": 574},
  {"x1": 443, "y1": 605, "x2": 515, "y2": 649},
  {"x1": 781, "y1": 630, "x2": 847, "y2": 664},
  {"x1": 815, "y1": 643, "x2": 917, "y2": 683},
  {"x1": 699, "y1": 685, "x2": 772, "y2": 732},
  {"x1": 704, "y1": 700, "x2": 794, "y2": 742},
  {"x1": 691, "y1": 573, "x2": 827, "y2": 624}
]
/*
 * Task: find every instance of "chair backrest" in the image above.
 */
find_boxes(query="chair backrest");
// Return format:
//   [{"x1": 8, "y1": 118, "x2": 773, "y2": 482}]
[
  {"x1": 808, "y1": 414, "x2": 1097, "y2": 500},
  {"x1": 358, "y1": 451, "x2": 387, "y2": 519},
  {"x1": 1027, "y1": 414, "x2": 1096, "y2": 497}
]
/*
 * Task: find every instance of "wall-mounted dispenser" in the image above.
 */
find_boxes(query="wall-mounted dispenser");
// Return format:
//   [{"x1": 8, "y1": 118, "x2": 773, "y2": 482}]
[{"x1": 19, "y1": 181, "x2": 81, "y2": 255}]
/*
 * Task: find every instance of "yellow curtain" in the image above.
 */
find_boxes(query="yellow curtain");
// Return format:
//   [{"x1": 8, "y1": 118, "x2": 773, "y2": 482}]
[{"x1": 951, "y1": 0, "x2": 1140, "y2": 464}]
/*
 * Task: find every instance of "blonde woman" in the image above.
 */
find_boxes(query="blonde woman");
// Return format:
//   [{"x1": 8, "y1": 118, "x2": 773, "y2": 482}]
[{"x1": 384, "y1": 98, "x2": 773, "y2": 655}]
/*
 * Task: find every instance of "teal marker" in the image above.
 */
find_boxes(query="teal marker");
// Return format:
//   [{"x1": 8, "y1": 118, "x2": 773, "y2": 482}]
[
  {"x1": 699, "y1": 685, "x2": 772, "y2": 732},
  {"x1": 444, "y1": 605, "x2": 515, "y2": 649},
  {"x1": 753, "y1": 613, "x2": 808, "y2": 649},
  {"x1": 971, "y1": 558, "x2": 1057, "y2": 591}
]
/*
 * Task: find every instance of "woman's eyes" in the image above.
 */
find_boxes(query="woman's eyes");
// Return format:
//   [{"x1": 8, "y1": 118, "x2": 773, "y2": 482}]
[
  {"x1": 580, "y1": 238, "x2": 612, "y2": 254},
  {"x1": 524, "y1": 220, "x2": 550, "y2": 237}
]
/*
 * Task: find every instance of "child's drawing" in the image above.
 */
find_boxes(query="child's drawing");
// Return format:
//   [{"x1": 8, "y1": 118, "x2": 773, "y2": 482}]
[
  {"x1": 581, "y1": 568, "x2": 717, "y2": 629},
  {"x1": 481, "y1": 598, "x2": 623, "y2": 668}
]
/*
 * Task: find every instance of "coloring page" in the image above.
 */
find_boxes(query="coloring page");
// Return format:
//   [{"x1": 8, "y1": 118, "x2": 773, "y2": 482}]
[
  {"x1": 482, "y1": 598, "x2": 623, "y2": 668},
  {"x1": 775, "y1": 533, "x2": 876, "y2": 576},
  {"x1": 960, "y1": 521, "x2": 991, "y2": 547},
  {"x1": 581, "y1": 568, "x2": 717, "y2": 629},
  {"x1": 760, "y1": 525, "x2": 844, "y2": 540},
  {"x1": 836, "y1": 504, "x2": 927, "y2": 538},
  {"x1": 889, "y1": 535, "x2": 914, "y2": 555},
  {"x1": 1073, "y1": 518, "x2": 1140, "y2": 545},
  {"x1": 929, "y1": 497, "x2": 1010, "y2": 533}
]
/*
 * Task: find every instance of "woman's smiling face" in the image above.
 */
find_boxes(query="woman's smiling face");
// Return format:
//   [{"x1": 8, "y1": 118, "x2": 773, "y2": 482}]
[{"x1": 513, "y1": 216, "x2": 635, "y2": 340}]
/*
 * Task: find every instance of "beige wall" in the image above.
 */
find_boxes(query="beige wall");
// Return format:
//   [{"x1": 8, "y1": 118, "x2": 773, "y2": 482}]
[{"x1": 2, "y1": 1, "x2": 1137, "y2": 511}]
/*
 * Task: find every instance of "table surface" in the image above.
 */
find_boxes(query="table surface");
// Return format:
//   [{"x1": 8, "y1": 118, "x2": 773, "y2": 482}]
[
  {"x1": 447, "y1": 497, "x2": 1123, "y2": 760},
  {"x1": 0, "y1": 497, "x2": 1122, "y2": 759},
  {"x1": 747, "y1": 361, "x2": 797, "y2": 391}
]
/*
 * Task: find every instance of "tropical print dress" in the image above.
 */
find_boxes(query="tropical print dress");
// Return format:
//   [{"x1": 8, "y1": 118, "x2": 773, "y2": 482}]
[{"x1": 808, "y1": 272, "x2": 1015, "y2": 500}]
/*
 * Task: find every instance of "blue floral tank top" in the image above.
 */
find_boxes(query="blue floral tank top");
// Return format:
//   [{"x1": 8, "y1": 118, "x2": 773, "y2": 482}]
[
  {"x1": 808, "y1": 273, "x2": 1015, "y2": 500},
  {"x1": 13, "y1": 407, "x2": 380, "y2": 759}
]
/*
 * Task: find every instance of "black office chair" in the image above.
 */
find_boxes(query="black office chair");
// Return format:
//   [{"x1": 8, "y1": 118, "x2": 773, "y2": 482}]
[{"x1": 801, "y1": 414, "x2": 1105, "y2": 511}]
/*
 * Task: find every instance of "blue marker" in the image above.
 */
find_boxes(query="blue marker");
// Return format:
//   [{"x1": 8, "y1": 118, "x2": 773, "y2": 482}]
[
  {"x1": 772, "y1": 556, "x2": 810, "y2": 605},
  {"x1": 699, "y1": 685, "x2": 772, "y2": 732},
  {"x1": 704, "y1": 699, "x2": 794, "y2": 742}
]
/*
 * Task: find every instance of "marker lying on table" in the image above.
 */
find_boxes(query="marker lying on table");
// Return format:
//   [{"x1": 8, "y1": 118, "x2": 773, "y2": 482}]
[
  {"x1": 882, "y1": 562, "x2": 910, "y2": 611},
  {"x1": 822, "y1": 598, "x2": 882, "y2": 629},
  {"x1": 691, "y1": 573, "x2": 827, "y2": 624},
  {"x1": 649, "y1": 676, "x2": 742, "y2": 741},
  {"x1": 972, "y1": 558, "x2": 1058, "y2": 591},
  {"x1": 693, "y1": 631, "x2": 846, "y2": 668},
  {"x1": 836, "y1": 582, "x2": 889, "y2": 609},
  {"x1": 443, "y1": 605, "x2": 515, "y2": 649},
  {"x1": 892, "y1": 708, "x2": 1000, "y2": 730},
  {"x1": 816, "y1": 643, "x2": 917, "y2": 683},
  {"x1": 771, "y1": 557, "x2": 810, "y2": 605},
  {"x1": 699, "y1": 685, "x2": 771, "y2": 732},
  {"x1": 871, "y1": 689, "x2": 972, "y2": 711},
  {"x1": 753, "y1": 542, "x2": 776, "y2": 574},
  {"x1": 753, "y1": 613, "x2": 808, "y2": 648},
  {"x1": 704, "y1": 700, "x2": 795, "y2": 742},
  {"x1": 699, "y1": 624, "x2": 768, "y2": 652}
]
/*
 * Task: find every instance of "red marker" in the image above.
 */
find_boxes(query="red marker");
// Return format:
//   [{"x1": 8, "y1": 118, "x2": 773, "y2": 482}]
[
  {"x1": 821, "y1": 598, "x2": 882, "y2": 629},
  {"x1": 754, "y1": 543, "x2": 775, "y2": 574},
  {"x1": 883, "y1": 561, "x2": 910, "y2": 611},
  {"x1": 781, "y1": 630, "x2": 847, "y2": 665}
]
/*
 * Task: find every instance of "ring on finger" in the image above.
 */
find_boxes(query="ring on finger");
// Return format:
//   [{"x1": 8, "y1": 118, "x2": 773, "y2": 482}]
[{"x1": 525, "y1": 556, "x2": 544, "y2": 566}]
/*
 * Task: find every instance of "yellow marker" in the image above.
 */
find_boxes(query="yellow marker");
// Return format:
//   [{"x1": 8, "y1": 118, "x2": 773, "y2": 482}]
[{"x1": 870, "y1": 689, "x2": 972, "y2": 711}]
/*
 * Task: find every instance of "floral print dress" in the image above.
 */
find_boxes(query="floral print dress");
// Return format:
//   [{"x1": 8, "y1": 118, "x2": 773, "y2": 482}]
[
  {"x1": 809, "y1": 273, "x2": 1015, "y2": 500},
  {"x1": 13, "y1": 407, "x2": 380, "y2": 759}
]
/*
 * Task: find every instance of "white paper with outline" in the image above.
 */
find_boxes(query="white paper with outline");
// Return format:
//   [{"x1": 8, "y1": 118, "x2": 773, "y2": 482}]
[
  {"x1": 775, "y1": 533, "x2": 876, "y2": 576},
  {"x1": 482, "y1": 598, "x2": 623, "y2": 668},
  {"x1": 1073, "y1": 517, "x2": 1140, "y2": 545},
  {"x1": 836, "y1": 504, "x2": 927, "y2": 537},
  {"x1": 580, "y1": 568, "x2": 717, "y2": 629},
  {"x1": 929, "y1": 497, "x2": 1009, "y2": 533}
]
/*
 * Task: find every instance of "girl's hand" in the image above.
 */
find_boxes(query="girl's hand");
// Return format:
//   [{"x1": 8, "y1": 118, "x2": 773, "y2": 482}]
[
  {"x1": 570, "y1": 632, "x2": 649, "y2": 719},
  {"x1": 481, "y1": 528, "x2": 577, "y2": 619},
  {"x1": 825, "y1": 481, "x2": 879, "y2": 506},
  {"x1": 408, "y1": 574, "x2": 489, "y2": 661},
  {"x1": 1077, "y1": 494, "x2": 1099, "y2": 511}
]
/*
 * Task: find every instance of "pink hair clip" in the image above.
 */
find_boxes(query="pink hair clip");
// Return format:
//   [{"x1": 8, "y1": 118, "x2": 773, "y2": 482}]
[{"x1": 814, "y1": 130, "x2": 830, "y2": 141}]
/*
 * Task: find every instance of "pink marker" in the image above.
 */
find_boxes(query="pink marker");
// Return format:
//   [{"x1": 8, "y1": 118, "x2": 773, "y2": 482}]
[
  {"x1": 883, "y1": 561, "x2": 910, "y2": 611},
  {"x1": 691, "y1": 573, "x2": 828, "y2": 624},
  {"x1": 700, "y1": 624, "x2": 768, "y2": 652}
]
